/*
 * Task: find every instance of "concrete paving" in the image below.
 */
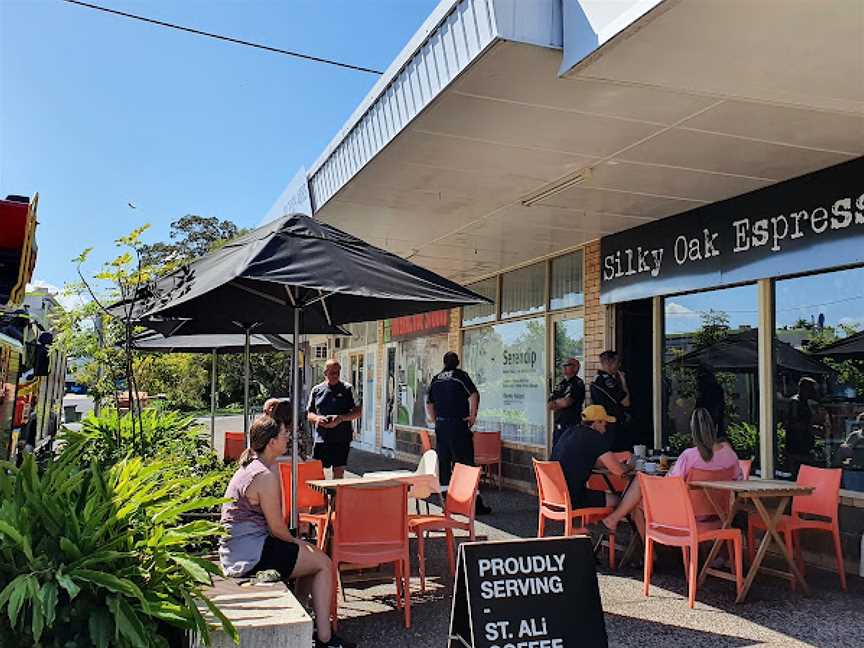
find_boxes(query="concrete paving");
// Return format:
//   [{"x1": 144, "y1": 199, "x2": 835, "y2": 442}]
[{"x1": 332, "y1": 450, "x2": 864, "y2": 648}]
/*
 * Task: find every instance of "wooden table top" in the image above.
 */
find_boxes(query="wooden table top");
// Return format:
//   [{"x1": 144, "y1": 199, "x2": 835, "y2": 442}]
[
  {"x1": 689, "y1": 479, "x2": 814, "y2": 496},
  {"x1": 307, "y1": 476, "x2": 402, "y2": 492}
]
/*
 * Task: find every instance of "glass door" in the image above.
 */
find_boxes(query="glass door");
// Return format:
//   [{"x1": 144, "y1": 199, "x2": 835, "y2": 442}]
[
  {"x1": 348, "y1": 353, "x2": 364, "y2": 442},
  {"x1": 382, "y1": 344, "x2": 397, "y2": 450},
  {"x1": 548, "y1": 314, "x2": 585, "y2": 448}
]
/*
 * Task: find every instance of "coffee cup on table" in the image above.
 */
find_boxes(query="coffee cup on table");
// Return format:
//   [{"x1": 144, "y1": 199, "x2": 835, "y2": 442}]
[{"x1": 643, "y1": 462, "x2": 658, "y2": 474}]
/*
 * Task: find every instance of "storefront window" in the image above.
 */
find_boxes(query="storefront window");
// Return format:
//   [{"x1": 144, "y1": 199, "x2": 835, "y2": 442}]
[
  {"x1": 463, "y1": 318, "x2": 547, "y2": 446},
  {"x1": 462, "y1": 278, "x2": 497, "y2": 327},
  {"x1": 501, "y1": 263, "x2": 546, "y2": 319},
  {"x1": 550, "y1": 251, "x2": 584, "y2": 310},
  {"x1": 774, "y1": 266, "x2": 864, "y2": 491},
  {"x1": 395, "y1": 335, "x2": 449, "y2": 428},
  {"x1": 663, "y1": 285, "x2": 760, "y2": 468},
  {"x1": 553, "y1": 317, "x2": 584, "y2": 384}
]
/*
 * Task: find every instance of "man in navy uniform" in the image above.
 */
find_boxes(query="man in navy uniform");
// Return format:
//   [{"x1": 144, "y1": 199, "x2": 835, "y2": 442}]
[
  {"x1": 426, "y1": 351, "x2": 492, "y2": 515},
  {"x1": 547, "y1": 357, "x2": 586, "y2": 447},
  {"x1": 590, "y1": 350, "x2": 630, "y2": 450},
  {"x1": 307, "y1": 359, "x2": 361, "y2": 479}
]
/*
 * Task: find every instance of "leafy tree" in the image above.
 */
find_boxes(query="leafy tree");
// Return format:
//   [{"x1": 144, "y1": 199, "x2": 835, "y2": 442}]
[{"x1": 139, "y1": 215, "x2": 239, "y2": 270}]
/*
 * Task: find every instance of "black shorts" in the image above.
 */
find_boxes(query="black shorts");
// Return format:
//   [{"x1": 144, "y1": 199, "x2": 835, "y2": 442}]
[
  {"x1": 313, "y1": 442, "x2": 351, "y2": 468},
  {"x1": 573, "y1": 489, "x2": 607, "y2": 509},
  {"x1": 250, "y1": 535, "x2": 300, "y2": 580}
]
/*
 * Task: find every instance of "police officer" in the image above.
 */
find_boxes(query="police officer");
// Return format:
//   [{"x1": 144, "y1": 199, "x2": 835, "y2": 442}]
[
  {"x1": 547, "y1": 357, "x2": 586, "y2": 448},
  {"x1": 425, "y1": 351, "x2": 492, "y2": 515},
  {"x1": 306, "y1": 359, "x2": 361, "y2": 479},
  {"x1": 590, "y1": 350, "x2": 630, "y2": 450}
]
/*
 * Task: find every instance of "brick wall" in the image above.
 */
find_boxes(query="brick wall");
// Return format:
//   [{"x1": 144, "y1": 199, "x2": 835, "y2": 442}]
[{"x1": 583, "y1": 239, "x2": 608, "y2": 397}]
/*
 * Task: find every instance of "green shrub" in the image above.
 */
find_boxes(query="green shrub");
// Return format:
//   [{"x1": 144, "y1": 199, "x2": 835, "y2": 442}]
[{"x1": 0, "y1": 448, "x2": 238, "y2": 647}]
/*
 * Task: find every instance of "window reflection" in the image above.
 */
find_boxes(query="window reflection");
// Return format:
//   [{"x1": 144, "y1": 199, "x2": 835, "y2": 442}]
[
  {"x1": 663, "y1": 284, "x2": 760, "y2": 468},
  {"x1": 774, "y1": 266, "x2": 864, "y2": 491}
]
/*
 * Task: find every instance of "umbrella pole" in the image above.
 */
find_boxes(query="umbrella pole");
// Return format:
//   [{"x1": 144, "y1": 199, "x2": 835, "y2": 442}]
[
  {"x1": 210, "y1": 349, "x2": 217, "y2": 448},
  {"x1": 291, "y1": 308, "x2": 300, "y2": 530},
  {"x1": 244, "y1": 327, "x2": 251, "y2": 448}
]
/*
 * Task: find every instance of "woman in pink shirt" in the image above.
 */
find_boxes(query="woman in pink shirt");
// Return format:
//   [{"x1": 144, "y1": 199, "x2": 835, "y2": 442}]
[{"x1": 590, "y1": 408, "x2": 741, "y2": 538}]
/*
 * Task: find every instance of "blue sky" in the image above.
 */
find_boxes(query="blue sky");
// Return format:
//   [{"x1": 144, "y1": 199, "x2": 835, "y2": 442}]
[{"x1": 1, "y1": 0, "x2": 439, "y2": 296}]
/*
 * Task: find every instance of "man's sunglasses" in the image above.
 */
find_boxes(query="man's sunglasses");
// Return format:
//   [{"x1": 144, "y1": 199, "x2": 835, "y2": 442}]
[{"x1": 561, "y1": 363, "x2": 576, "y2": 368}]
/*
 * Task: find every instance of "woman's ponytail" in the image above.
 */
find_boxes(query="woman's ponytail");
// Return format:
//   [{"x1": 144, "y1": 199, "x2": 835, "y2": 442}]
[
  {"x1": 238, "y1": 448, "x2": 256, "y2": 467},
  {"x1": 237, "y1": 415, "x2": 281, "y2": 466}
]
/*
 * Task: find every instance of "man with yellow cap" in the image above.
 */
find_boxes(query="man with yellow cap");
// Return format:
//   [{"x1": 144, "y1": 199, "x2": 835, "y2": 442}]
[{"x1": 550, "y1": 404, "x2": 631, "y2": 510}]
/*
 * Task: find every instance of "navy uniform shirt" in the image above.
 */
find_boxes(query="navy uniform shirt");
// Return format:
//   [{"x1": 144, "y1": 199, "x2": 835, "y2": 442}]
[
  {"x1": 427, "y1": 368, "x2": 478, "y2": 420},
  {"x1": 590, "y1": 370, "x2": 627, "y2": 421},
  {"x1": 550, "y1": 424, "x2": 610, "y2": 506},
  {"x1": 549, "y1": 375, "x2": 586, "y2": 428},
  {"x1": 307, "y1": 380, "x2": 356, "y2": 445}
]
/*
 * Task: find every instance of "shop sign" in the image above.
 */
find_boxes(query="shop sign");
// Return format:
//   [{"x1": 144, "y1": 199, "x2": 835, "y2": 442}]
[
  {"x1": 448, "y1": 537, "x2": 607, "y2": 648},
  {"x1": 390, "y1": 309, "x2": 450, "y2": 340},
  {"x1": 600, "y1": 157, "x2": 864, "y2": 304}
]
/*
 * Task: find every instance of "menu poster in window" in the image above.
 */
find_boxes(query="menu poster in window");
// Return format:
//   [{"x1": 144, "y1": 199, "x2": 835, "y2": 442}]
[{"x1": 449, "y1": 536, "x2": 607, "y2": 648}]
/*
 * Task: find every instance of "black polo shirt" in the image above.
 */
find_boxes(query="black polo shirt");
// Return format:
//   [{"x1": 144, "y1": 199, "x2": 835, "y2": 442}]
[
  {"x1": 591, "y1": 371, "x2": 627, "y2": 421},
  {"x1": 550, "y1": 375, "x2": 586, "y2": 428},
  {"x1": 550, "y1": 424, "x2": 610, "y2": 506},
  {"x1": 427, "y1": 368, "x2": 478, "y2": 420},
  {"x1": 307, "y1": 380, "x2": 356, "y2": 445}
]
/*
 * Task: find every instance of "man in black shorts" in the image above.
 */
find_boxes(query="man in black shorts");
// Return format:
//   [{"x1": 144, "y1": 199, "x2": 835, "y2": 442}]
[
  {"x1": 307, "y1": 359, "x2": 361, "y2": 479},
  {"x1": 551, "y1": 405, "x2": 630, "y2": 510}
]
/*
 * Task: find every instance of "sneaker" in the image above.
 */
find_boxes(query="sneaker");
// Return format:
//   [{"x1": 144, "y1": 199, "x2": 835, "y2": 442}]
[
  {"x1": 314, "y1": 633, "x2": 357, "y2": 648},
  {"x1": 253, "y1": 569, "x2": 282, "y2": 583},
  {"x1": 475, "y1": 500, "x2": 493, "y2": 515}
]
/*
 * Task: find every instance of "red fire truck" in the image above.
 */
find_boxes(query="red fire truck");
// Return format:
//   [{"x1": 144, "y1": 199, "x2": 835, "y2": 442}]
[{"x1": 1, "y1": 194, "x2": 65, "y2": 461}]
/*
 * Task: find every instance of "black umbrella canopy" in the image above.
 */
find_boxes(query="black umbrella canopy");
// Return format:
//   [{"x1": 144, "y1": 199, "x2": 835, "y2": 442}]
[
  {"x1": 131, "y1": 332, "x2": 293, "y2": 354},
  {"x1": 814, "y1": 330, "x2": 864, "y2": 359},
  {"x1": 118, "y1": 213, "x2": 490, "y2": 332},
  {"x1": 670, "y1": 329, "x2": 834, "y2": 375}
]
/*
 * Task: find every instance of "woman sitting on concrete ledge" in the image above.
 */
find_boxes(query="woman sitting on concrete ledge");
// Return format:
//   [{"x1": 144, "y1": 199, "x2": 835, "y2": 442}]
[{"x1": 219, "y1": 413, "x2": 356, "y2": 648}]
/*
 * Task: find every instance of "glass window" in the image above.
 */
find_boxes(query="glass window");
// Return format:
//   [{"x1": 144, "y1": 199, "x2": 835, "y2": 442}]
[
  {"x1": 501, "y1": 264, "x2": 546, "y2": 319},
  {"x1": 550, "y1": 251, "x2": 584, "y2": 310},
  {"x1": 462, "y1": 278, "x2": 497, "y2": 327},
  {"x1": 395, "y1": 335, "x2": 449, "y2": 428},
  {"x1": 774, "y1": 266, "x2": 864, "y2": 491},
  {"x1": 463, "y1": 318, "x2": 547, "y2": 446},
  {"x1": 553, "y1": 317, "x2": 584, "y2": 384},
  {"x1": 663, "y1": 285, "x2": 760, "y2": 470}
]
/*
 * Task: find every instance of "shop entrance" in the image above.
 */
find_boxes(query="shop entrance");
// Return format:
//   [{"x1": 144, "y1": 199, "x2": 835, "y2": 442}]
[
  {"x1": 382, "y1": 344, "x2": 397, "y2": 450},
  {"x1": 617, "y1": 298, "x2": 654, "y2": 449},
  {"x1": 347, "y1": 353, "x2": 364, "y2": 443}
]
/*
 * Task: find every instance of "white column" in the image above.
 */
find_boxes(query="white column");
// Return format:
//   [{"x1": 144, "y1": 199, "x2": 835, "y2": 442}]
[{"x1": 758, "y1": 279, "x2": 775, "y2": 478}]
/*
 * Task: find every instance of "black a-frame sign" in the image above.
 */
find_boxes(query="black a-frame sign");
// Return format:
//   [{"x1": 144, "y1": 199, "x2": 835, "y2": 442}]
[{"x1": 448, "y1": 536, "x2": 607, "y2": 648}]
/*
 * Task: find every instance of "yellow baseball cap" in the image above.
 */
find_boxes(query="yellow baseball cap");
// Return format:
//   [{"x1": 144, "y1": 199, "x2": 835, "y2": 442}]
[{"x1": 582, "y1": 404, "x2": 616, "y2": 423}]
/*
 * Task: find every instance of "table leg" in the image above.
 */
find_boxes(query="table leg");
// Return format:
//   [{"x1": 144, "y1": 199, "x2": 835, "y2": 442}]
[
  {"x1": 750, "y1": 496, "x2": 810, "y2": 596},
  {"x1": 698, "y1": 492, "x2": 739, "y2": 587}
]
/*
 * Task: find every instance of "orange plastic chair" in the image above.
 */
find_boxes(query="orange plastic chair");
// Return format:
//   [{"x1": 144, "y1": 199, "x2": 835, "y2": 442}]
[
  {"x1": 533, "y1": 459, "x2": 616, "y2": 568},
  {"x1": 409, "y1": 463, "x2": 480, "y2": 592},
  {"x1": 278, "y1": 460, "x2": 330, "y2": 549},
  {"x1": 738, "y1": 459, "x2": 753, "y2": 480},
  {"x1": 419, "y1": 429, "x2": 434, "y2": 453},
  {"x1": 747, "y1": 465, "x2": 846, "y2": 591},
  {"x1": 223, "y1": 431, "x2": 245, "y2": 462},
  {"x1": 474, "y1": 431, "x2": 503, "y2": 490},
  {"x1": 331, "y1": 483, "x2": 411, "y2": 628},
  {"x1": 587, "y1": 451, "x2": 632, "y2": 494},
  {"x1": 640, "y1": 473, "x2": 743, "y2": 609},
  {"x1": 686, "y1": 466, "x2": 737, "y2": 520}
]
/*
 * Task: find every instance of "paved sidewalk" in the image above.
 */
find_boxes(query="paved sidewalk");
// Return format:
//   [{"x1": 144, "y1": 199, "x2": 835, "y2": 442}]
[{"x1": 334, "y1": 449, "x2": 864, "y2": 648}]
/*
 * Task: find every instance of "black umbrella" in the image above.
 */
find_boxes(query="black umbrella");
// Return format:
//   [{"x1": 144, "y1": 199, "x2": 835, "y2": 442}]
[
  {"x1": 670, "y1": 328, "x2": 834, "y2": 374},
  {"x1": 117, "y1": 213, "x2": 490, "y2": 526},
  {"x1": 814, "y1": 330, "x2": 864, "y2": 359},
  {"x1": 132, "y1": 332, "x2": 294, "y2": 445}
]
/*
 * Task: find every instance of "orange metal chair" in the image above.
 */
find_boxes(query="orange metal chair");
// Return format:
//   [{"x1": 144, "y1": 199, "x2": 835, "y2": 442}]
[
  {"x1": 587, "y1": 451, "x2": 632, "y2": 494},
  {"x1": 533, "y1": 459, "x2": 616, "y2": 567},
  {"x1": 747, "y1": 465, "x2": 846, "y2": 591},
  {"x1": 419, "y1": 429, "x2": 434, "y2": 453},
  {"x1": 640, "y1": 473, "x2": 743, "y2": 608},
  {"x1": 409, "y1": 463, "x2": 480, "y2": 592},
  {"x1": 474, "y1": 431, "x2": 502, "y2": 490},
  {"x1": 331, "y1": 483, "x2": 411, "y2": 628},
  {"x1": 223, "y1": 431, "x2": 245, "y2": 462},
  {"x1": 278, "y1": 460, "x2": 330, "y2": 549},
  {"x1": 738, "y1": 459, "x2": 753, "y2": 480}
]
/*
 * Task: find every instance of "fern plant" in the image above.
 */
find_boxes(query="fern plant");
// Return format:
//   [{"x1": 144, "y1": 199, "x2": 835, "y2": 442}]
[{"x1": 0, "y1": 445, "x2": 238, "y2": 647}]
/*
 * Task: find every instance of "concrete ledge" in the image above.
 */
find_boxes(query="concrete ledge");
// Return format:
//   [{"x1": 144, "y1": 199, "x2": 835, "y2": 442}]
[{"x1": 193, "y1": 576, "x2": 313, "y2": 648}]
